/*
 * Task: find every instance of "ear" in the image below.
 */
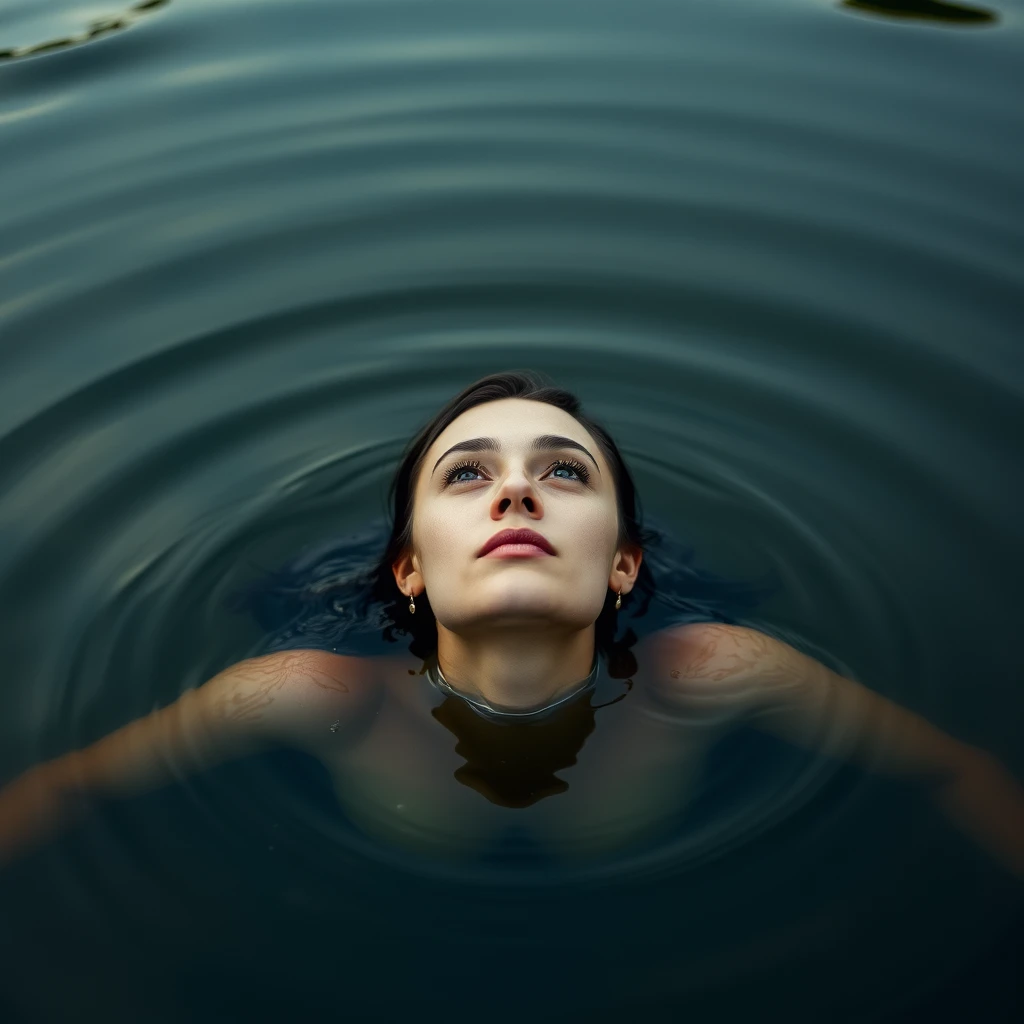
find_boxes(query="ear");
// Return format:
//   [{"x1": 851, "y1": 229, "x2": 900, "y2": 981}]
[
  {"x1": 610, "y1": 543, "x2": 643, "y2": 596},
  {"x1": 391, "y1": 549, "x2": 424, "y2": 598}
]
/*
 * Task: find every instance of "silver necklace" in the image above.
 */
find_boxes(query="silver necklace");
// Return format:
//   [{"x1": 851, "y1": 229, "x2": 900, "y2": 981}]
[{"x1": 426, "y1": 654, "x2": 601, "y2": 721}]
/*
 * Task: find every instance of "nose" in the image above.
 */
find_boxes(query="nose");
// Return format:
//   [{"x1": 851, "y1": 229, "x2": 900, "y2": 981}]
[{"x1": 490, "y1": 468, "x2": 543, "y2": 520}]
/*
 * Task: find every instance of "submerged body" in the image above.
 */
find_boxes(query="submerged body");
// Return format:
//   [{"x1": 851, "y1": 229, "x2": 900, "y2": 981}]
[
  {"x1": 307, "y1": 630, "x2": 722, "y2": 861},
  {"x1": 2, "y1": 621, "x2": 1024, "y2": 877},
  {"x1": 205, "y1": 620, "x2": 1024, "y2": 877}
]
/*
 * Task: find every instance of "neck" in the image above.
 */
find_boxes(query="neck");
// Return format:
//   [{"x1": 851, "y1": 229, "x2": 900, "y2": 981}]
[{"x1": 434, "y1": 624, "x2": 597, "y2": 711}]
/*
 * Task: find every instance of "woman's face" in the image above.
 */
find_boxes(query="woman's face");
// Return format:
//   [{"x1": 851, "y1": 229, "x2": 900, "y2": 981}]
[{"x1": 395, "y1": 398, "x2": 638, "y2": 636}]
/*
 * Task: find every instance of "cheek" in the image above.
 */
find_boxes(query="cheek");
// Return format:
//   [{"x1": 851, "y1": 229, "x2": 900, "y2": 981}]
[
  {"x1": 412, "y1": 507, "x2": 466, "y2": 566},
  {"x1": 575, "y1": 503, "x2": 620, "y2": 547}
]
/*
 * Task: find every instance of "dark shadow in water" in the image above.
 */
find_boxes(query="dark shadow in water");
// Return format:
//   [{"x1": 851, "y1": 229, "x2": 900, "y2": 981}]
[
  {"x1": 0, "y1": 0, "x2": 173, "y2": 61},
  {"x1": 841, "y1": 0, "x2": 998, "y2": 24},
  {"x1": 431, "y1": 691, "x2": 602, "y2": 808}
]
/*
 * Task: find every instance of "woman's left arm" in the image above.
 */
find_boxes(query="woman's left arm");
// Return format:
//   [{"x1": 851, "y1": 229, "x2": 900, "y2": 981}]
[{"x1": 661, "y1": 623, "x2": 1024, "y2": 877}]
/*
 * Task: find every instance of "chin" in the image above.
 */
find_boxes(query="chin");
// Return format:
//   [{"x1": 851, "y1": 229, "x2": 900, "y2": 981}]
[{"x1": 461, "y1": 593, "x2": 562, "y2": 624}]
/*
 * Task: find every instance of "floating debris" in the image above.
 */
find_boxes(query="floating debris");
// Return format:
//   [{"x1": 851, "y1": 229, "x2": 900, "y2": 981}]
[{"x1": 1, "y1": 0, "x2": 174, "y2": 62}]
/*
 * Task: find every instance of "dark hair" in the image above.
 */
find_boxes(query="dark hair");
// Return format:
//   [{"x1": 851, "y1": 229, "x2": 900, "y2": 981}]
[{"x1": 365, "y1": 370, "x2": 660, "y2": 676}]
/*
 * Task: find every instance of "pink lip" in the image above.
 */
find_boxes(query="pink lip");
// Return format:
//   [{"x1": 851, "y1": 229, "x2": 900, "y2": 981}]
[
  {"x1": 477, "y1": 528, "x2": 556, "y2": 557},
  {"x1": 483, "y1": 543, "x2": 553, "y2": 558}
]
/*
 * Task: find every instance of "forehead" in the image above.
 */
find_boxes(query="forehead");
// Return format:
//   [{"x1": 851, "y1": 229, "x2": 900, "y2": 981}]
[{"x1": 427, "y1": 398, "x2": 599, "y2": 459}]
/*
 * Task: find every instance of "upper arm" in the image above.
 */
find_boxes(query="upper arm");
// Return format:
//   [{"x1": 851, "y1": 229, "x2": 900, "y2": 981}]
[{"x1": 64, "y1": 649, "x2": 375, "y2": 799}]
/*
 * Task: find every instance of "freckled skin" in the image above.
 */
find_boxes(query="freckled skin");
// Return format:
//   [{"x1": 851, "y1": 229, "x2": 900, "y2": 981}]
[
  {"x1": 207, "y1": 650, "x2": 351, "y2": 729},
  {"x1": 660, "y1": 624, "x2": 812, "y2": 703},
  {"x1": 672, "y1": 625, "x2": 773, "y2": 681}
]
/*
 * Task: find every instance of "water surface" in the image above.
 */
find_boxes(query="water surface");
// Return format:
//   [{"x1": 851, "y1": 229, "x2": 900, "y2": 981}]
[{"x1": 1, "y1": 1, "x2": 1022, "y2": 1021}]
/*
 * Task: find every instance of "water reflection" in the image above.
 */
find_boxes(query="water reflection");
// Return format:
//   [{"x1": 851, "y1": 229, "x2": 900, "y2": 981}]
[
  {"x1": 0, "y1": 0, "x2": 173, "y2": 62},
  {"x1": 841, "y1": 0, "x2": 997, "y2": 24}
]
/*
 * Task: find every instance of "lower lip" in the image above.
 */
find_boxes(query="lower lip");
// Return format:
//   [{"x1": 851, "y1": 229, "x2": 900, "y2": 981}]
[{"x1": 483, "y1": 543, "x2": 553, "y2": 558}]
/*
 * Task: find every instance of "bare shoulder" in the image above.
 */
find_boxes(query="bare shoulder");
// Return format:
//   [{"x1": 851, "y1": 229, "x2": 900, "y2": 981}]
[
  {"x1": 641, "y1": 622, "x2": 810, "y2": 701},
  {"x1": 201, "y1": 649, "x2": 382, "y2": 748},
  {"x1": 658, "y1": 622, "x2": 791, "y2": 677},
  {"x1": 57, "y1": 651, "x2": 384, "y2": 799}
]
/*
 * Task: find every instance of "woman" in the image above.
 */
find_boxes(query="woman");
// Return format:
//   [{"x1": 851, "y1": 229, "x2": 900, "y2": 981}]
[{"x1": 2, "y1": 371, "x2": 1022, "y2": 872}]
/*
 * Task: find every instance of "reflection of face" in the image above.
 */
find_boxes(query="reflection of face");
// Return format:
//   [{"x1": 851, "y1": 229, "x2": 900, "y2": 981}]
[{"x1": 403, "y1": 399, "x2": 624, "y2": 637}]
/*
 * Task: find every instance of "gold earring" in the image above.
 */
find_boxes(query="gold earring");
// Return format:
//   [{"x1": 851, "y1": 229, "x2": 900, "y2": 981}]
[
  {"x1": 408, "y1": 592, "x2": 416, "y2": 615},
  {"x1": 615, "y1": 589, "x2": 622, "y2": 610}
]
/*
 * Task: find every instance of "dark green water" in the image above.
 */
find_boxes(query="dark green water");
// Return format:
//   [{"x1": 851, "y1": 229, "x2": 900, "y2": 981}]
[{"x1": 1, "y1": 1, "x2": 1022, "y2": 1021}]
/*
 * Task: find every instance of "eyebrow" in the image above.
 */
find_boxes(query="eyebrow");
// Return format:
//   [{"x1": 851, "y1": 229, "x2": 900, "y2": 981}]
[{"x1": 431, "y1": 434, "x2": 601, "y2": 477}]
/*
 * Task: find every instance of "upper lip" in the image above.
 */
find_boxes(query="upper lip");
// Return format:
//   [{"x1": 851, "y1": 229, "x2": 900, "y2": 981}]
[{"x1": 478, "y1": 528, "x2": 556, "y2": 557}]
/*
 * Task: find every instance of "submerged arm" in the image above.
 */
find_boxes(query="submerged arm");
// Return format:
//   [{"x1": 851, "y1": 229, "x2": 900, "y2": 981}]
[
  {"x1": 662, "y1": 623, "x2": 1024, "y2": 877},
  {"x1": 0, "y1": 649, "x2": 368, "y2": 867}
]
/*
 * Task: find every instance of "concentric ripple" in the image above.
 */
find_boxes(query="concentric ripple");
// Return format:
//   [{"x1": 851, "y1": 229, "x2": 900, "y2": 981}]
[{"x1": 1, "y1": 1, "x2": 1022, "y2": 1020}]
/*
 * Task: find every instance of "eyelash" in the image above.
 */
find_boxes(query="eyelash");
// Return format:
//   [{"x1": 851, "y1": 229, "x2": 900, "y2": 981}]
[{"x1": 442, "y1": 457, "x2": 591, "y2": 487}]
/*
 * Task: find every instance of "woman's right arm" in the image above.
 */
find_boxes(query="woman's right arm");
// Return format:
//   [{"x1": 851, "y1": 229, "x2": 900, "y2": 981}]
[{"x1": 0, "y1": 649, "x2": 369, "y2": 867}]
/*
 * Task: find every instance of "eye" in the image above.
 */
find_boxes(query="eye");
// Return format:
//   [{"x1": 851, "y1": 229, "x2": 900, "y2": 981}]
[
  {"x1": 548, "y1": 458, "x2": 590, "y2": 484},
  {"x1": 442, "y1": 459, "x2": 486, "y2": 486}
]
